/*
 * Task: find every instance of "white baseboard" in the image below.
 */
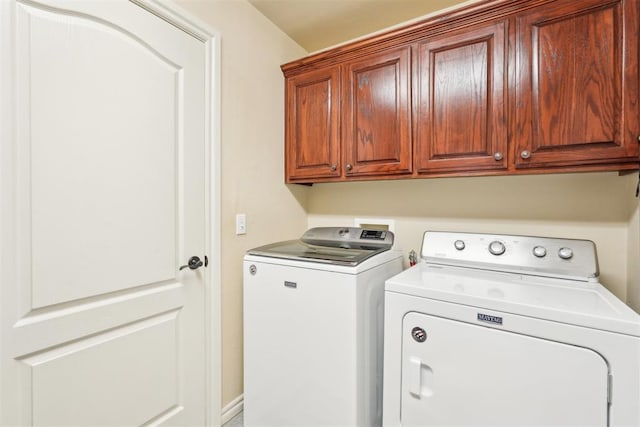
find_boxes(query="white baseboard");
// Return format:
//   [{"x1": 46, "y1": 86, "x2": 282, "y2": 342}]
[{"x1": 221, "y1": 394, "x2": 244, "y2": 424}]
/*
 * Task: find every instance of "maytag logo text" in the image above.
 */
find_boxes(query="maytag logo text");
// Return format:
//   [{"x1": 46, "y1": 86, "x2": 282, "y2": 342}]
[{"x1": 477, "y1": 313, "x2": 503, "y2": 325}]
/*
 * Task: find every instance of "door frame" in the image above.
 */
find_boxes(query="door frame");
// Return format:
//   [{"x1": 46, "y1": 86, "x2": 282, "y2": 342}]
[{"x1": 0, "y1": 0, "x2": 222, "y2": 425}]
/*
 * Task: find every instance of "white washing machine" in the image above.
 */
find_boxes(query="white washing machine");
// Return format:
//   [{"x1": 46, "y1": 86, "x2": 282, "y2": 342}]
[
  {"x1": 383, "y1": 231, "x2": 640, "y2": 427},
  {"x1": 244, "y1": 227, "x2": 403, "y2": 427}
]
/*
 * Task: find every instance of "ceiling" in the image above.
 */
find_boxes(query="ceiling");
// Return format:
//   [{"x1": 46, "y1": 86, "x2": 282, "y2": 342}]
[{"x1": 248, "y1": 0, "x2": 471, "y2": 53}]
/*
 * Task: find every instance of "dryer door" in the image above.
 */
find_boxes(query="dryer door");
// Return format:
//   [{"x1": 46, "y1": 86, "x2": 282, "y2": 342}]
[{"x1": 401, "y1": 312, "x2": 609, "y2": 426}]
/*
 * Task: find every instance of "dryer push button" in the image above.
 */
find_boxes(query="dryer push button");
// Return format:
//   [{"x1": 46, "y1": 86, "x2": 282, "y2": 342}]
[
  {"x1": 488, "y1": 241, "x2": 506, "y2": 256},
  {"x1": 533, "y1": 246, "x2": 547, "y2": 258},
  {"x1": 558, "y1": 247, "x2": 574, "y2": 260}
]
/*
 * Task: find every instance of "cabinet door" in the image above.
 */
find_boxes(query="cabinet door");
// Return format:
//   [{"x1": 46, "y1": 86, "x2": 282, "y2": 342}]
[
  {"x1": 416, "y1": 21, "x2": 508, "y2": 174},
  {"x1": 285, "y1": 67, "x2": 340, "y2": 181},
  {"x1": 514, "y1": 0, "x2": 639, "y2": 169},
  {"x1": 343, "y1": 47, "x2": 412, "y2": 177}
]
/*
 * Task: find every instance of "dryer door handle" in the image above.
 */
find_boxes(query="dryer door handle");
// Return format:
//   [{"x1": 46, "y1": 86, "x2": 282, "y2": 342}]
[{"x1": 408, "y1": 357, "x2": 434, "y2": 399}]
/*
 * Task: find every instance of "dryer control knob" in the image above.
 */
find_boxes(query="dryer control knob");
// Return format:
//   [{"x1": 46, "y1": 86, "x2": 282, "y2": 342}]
[
  {"x1": 558, "y1": 247, "x2": 573, "y2": 260},
  {"x1": 454, "y1": 240, "x2": 466, "y2": 251},
  {"x1": 532, "y1": 246, "x2": 547, "y2": 258},
  {"x1": 488, "y1": 241, "x2": 506, "y2": 256}
]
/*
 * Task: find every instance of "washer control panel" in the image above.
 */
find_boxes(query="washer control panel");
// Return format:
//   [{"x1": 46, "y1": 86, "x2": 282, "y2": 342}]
[
  {"x1": 421, "y1": 231, "x2": 598, "y2": 281},
  {"x1": 302, "y1": 227, "x2": 394, "y2": 249}
]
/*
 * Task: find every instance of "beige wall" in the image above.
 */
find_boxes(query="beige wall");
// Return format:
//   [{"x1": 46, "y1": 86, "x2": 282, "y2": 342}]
[
  {"x1": 174, "y1": 0, "x2": 309, "y2": 408},
  {"x1": 627, "y1": 176, "x2": 640, "y2": 312},
  {"x1": 307, "y1": 172, "x2": 638, "y2": 300}
]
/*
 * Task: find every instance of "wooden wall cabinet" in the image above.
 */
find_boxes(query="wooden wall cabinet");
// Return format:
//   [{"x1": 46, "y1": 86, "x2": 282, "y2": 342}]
[
  {"x1": 343, "y1": 46, "x2": 412, "y2": 177},
  {"x1": 285, "y1": 67, "x2": 340, "y2": 181},
  {"x1": 284, "y1": 47, "x2": 412, "y2": 183},
  {"x1": 415, "y1": 20, "x2": 508, "y2": 175},
  {"x1": 514, "y1": 0, "x2": 639, "y2": 169},
  {"x1": 282, "y1": 0, "x2": 639, "y2": 184}
]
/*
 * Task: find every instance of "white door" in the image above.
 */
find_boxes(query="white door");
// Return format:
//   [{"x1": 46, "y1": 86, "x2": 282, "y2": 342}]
[
  {"x1": 401, "y1": 312, "x2": 609, "y2": 426},
  {"x1": 1, "y1": 1, "x2": 210, "y2": 425}
]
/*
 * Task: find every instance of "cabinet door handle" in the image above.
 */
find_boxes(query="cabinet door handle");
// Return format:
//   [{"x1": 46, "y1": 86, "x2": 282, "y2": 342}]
[
  {"x1": 346, "y1": 163, "x2": 352, "y2": 171},
  {"x1": 520, "y1": 150, "x2": 531, "y2": 159},
  {"x1": 330, "y1": 164, "x2": 337, "y2": 171},
  {"x1": 493, "y1": 152, "x2": 503, "y2": 161}
]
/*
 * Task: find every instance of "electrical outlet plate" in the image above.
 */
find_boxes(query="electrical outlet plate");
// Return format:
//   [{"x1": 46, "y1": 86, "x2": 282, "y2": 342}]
[{"x1": 236, "y1": 213, "x2": 246, "y2": 235}]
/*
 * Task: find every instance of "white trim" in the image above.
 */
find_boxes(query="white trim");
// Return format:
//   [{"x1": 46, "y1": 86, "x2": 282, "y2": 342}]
[
  {"x1": 131, "y1": 0, "x2": 214, "y2": 42},
  {"x1": 221, "y1": 394, "x2": 244, "y2": 425},
  {"x1": 132, "y1": 1, "x2": 222, "y2": 426},
  {"x1": 208, "y1": 29, "x2": 223, "y2": 427},
  {"x1": 206, "y1": 20, "x2": 223, "y2": 427},
  {"x1": 0, "y1": 1, "x2": 16, "y2": 424}
]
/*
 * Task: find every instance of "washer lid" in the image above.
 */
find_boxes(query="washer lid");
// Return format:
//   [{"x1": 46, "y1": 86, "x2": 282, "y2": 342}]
[
  {"x1": 386, "y1": 263, "x2": 640, "y2": 337},
  {"x1": 246, "y1": 227, "x2": 394, "y2": 266},
  {"x1": 247, "y1": 240, "x2": 389, "y2": 266}
]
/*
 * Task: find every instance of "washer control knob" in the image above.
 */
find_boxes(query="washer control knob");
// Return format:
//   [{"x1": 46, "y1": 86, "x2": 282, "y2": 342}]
[
  {"x1": 488, "y1": 241, "x2": 506, "y2": 256},
  {"x1": 532, "y1": 246, "x2": 547, "y2": 258},
  {"x1": 558, "y1": 247, "x2": 574, "y2": 260},
  {"x1": 454, "y1": 240, "x2": 466, "y2": 251}
]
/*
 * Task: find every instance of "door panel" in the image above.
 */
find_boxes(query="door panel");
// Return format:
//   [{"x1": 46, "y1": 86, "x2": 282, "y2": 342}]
[
  {"x1": 416, "y1": 21, "x2": 507, "y2": 173},
  {"x1": 401, "y1": 312, "x2": 608, "y2": 426},
  {"x1": 514, "y1": 0, "x2": 639, "y2": 167},
  {"x1": 25, "y1": 311, "x2": 178, "y2": 426},
  {"x1": 2, "y1": 1, "x2": 207, "y2": 425},
  {"x1": 286, "y1": 67, "x2": 341, "y2": 181},
  {"x1": 343, "y1": 46, "x2": 412, "y2": 176},
  {"x1": 25, "y1": 4, "x2": 179, "y2": 308}
]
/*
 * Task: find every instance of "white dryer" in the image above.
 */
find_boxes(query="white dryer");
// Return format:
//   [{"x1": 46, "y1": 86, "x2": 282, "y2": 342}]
[
  {"x1": 244, "y1": 227, "x2": 403, "y2": 427},
  {"x1": 383, "y1": 231, "x2": 640, "y2": 427}
]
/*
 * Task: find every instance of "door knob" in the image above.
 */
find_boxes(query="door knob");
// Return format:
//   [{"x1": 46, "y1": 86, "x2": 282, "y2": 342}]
[{"x1": 180, "y1": 255, "x2": 204, "y2": 271}]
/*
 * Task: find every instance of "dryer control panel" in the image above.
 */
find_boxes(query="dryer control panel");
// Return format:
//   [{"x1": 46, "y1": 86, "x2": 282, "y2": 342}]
[{"x1": 420, "y1": 232, "x2": 598, "y2": 282}]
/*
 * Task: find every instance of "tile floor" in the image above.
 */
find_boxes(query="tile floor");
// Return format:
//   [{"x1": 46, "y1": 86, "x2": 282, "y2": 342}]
[{"x1": 223, "y1": 411, "x2": 243, "y2": 427}]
